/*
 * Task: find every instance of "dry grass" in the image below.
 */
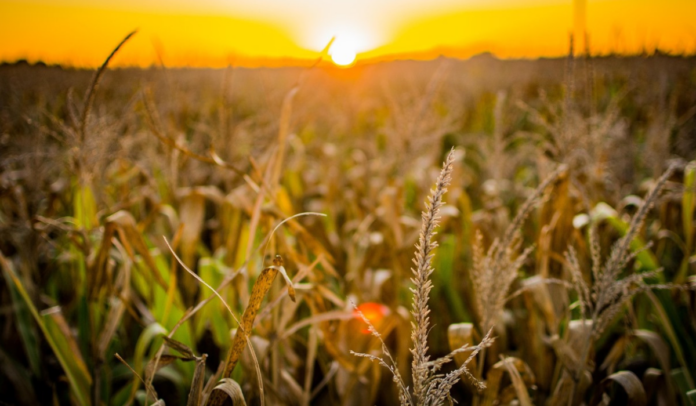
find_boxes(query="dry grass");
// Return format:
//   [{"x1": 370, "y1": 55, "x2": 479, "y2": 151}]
[
  {"x1": 352, "y1": 149, "x2": 494, "y2": 406},
  {"x1": 1, "y1": 43, "x2": 696, "y2": 406},
  {"x1": 470, "y1": 166, "x2": 566, "y2": 332}
]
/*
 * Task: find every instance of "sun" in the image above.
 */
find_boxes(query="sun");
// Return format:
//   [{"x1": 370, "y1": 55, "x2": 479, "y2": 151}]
[
  {"x1": 302, "y1": 23, "x2": 379, "y2": 67},
  {"x1": 330, "y1": 40, "x2": 357, "y2": 67}
]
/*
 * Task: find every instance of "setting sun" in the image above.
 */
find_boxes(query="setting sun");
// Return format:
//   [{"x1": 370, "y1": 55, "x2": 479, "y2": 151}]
[{"x1": 330, "y1": 40, "x2": 357, "y2": 66}]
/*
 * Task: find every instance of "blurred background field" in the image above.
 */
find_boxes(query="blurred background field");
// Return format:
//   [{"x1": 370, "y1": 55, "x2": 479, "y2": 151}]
[{"x1": 1, "y1": 51, "x2": 696, "y2": 405}]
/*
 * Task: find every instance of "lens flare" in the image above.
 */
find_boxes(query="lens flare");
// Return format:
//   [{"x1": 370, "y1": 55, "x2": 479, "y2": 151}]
[{"x1": 354, "y1": 302, "x2": 390, "y2": 334}]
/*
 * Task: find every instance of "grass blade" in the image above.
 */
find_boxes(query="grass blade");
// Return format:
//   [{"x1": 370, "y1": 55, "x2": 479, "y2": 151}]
[{"x1": 1, "y1": 253, "x2": 92, "y2": 406}]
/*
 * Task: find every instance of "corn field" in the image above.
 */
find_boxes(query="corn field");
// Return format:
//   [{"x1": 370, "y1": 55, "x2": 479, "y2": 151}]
[{"x1": 1, "y1": 37, "x2": 696, "y2": 405}]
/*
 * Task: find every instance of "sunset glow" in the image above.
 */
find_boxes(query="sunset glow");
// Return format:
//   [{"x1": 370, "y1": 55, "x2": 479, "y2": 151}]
[
  {"x1": 1, "y1": 0, "x2": 694, "y2": 67},
  {"x1": 330, "y1": 39, "x2": 358, "y2": 66}
]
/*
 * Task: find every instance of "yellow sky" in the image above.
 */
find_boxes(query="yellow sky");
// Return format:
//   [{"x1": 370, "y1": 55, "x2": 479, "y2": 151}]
[{"x1": 1, "y1": 0, "x2": 694, "y2": 67}]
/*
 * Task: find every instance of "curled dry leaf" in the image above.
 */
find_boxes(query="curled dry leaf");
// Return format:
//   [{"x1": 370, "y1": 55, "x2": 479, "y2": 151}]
[
  {"x1": 590, "y1": 370, "x2": 647, "y2": 406},
  {"x1": 641, "y1": 368, "x2": 674, "y2": 405},
  {"x1": 208, "y1": 378, "x2": 247, "y2": 406}
]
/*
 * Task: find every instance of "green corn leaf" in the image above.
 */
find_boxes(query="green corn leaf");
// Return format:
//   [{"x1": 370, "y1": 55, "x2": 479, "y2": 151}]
[{"x1": 1, "y1": 255, "x2": 92, "y2": 406}]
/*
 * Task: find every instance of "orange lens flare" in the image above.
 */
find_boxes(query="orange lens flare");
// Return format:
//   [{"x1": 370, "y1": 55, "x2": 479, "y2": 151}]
[{"x1": 354, "y1": 302, "x2": 390, "y2": 334}]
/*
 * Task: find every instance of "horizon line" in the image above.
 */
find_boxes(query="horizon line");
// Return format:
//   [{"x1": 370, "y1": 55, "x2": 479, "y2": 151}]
[{"x1": 3, "y1": 47, "x2": 695, "y2": 70}]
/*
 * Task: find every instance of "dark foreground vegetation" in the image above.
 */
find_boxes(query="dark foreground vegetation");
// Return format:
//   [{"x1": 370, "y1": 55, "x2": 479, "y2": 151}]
[{"x1": 1, "y1": 53, "x2": 696, "y2": 405}]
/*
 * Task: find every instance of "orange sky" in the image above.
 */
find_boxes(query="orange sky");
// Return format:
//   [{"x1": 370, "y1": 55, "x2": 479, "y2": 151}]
[{"x1": 1, "y1": 0, "x2": 694, "y2": 67}]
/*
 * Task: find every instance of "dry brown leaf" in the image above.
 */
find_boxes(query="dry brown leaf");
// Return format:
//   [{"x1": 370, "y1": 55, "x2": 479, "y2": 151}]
[
  {"x1": 590, "y1": 370, "x2": 647, "y2": 406},
  {"x1": 207, "y1": 378, "x2": 247, "y2": 406},
  {"x1": 89, "y1": 210, "x2": 168, "y2": 299},
  {"x1": 641, "y1": 368, "x2": 662, "y2": 404},
  {"x1": 163, "y1": 336, "x2": 196, "y2": 359},
  {"x1": 501, "y1": 357, "x2": 534, "y2": 406},
  {"x1": 207, "y1": 256, "x2": 285, "y2": 406},
  {"x1": 187, "y1": 354, "x2": 208, "y2": 406}
]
